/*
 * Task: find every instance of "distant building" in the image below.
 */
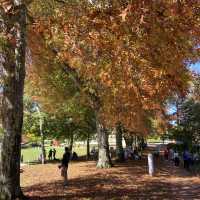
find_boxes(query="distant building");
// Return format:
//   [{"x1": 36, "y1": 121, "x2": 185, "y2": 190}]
[{"x1": 77, "y1": 134, "x2": 126, "y2": 148}]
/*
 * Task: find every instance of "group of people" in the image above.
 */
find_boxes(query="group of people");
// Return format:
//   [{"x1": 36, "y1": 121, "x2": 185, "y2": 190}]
[
  {"x1": 124, "y1": 147, "x2": 141, "y2": 160},
  {"x1": 183, "y1": 150, "x2": 200, "y2": 170},
  {"x1": 48, "y1": 148, "x2": 57, "y2": 160},
  {"x1": 40, "y1": 147, "x2": 78, "y2": 162},
  {"x1": 164, "y1": 148, "x2": 180, "y2": 166},
  {"x1": 37, "y1": 146, "x2": 78, "y2": 186},
  {"x1": 164, "y1": 147, "x2": 200, "y2": 170},
  {"x1": 38, "y1": 148, "x2": 57, "y2": 161},
  {"x1": 90, "y1": 146, "x2": 142, "y2": 161},
  {"x1": 90, "y1": 147, "x2": 98, "y2": 158}
]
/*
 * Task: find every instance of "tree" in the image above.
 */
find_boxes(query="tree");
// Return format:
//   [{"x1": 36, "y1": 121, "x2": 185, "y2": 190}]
[
  {"x1": 23, "y1": 93, "x2": 97, "y2": 158},
  {"x1": 0, "y1": 1, "x2": 26, "y2": 199},
  {"x1": 165, "y1": 74, "x2": 200, "y2": 147},
  {"x1": 26, "y1": 27, "x2": 113, "y2": 167},
  {"x1": 115, "y1": 122, "x2": 124, "y2": 162},
  {"x1": 166, "y1": 98, "x2": 200, "y2": 149},
  {"x1": 27, "y1": 0, "x2": 200, "y2": 168},
  {"x1": 33, "y1": 103, "x2": 46, "y2": 164},
  {"x1": 71, "y1": 107, "x2": 96, "y2": 159},
  {"x1": 180, "y1": 99, "x2": 200, "y2": 145},
  {"x1": 23, "y1": 96, "x2": 46, "y2": 163},
  {"x1": 96, "y1": 123, "x2": 112, "y2": 168},
  {"x1": 33, "y1": 0, "x2": 200, "y2": 125}
]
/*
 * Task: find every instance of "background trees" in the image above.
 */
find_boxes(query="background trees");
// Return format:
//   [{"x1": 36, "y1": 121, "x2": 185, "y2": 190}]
[
  {"x1": 23, "y1": 93, "x2": 97, "y2": 152},
  {"x1": 0, "y1": 1, "x2": 199, "y2": 198},
  {"x1": 164, "y1": 74, "x2": 200, "y2": 149},
  {"x1": 166, "y1": 99, "x2": 200, "y2": 150},
  {"x1": 0, "y1": 1, "x2": 199, "y2": 199},
  {"x1": 25, "y1": 0, "x2": 200, "y2": 167}
]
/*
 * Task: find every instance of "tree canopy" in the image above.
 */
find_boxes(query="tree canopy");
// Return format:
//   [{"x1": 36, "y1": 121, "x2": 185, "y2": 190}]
[{"x1": 26, "y1": 0, "x2": 200, "y2": 134}]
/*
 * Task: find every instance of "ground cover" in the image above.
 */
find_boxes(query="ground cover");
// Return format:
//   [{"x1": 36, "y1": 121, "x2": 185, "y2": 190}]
[{"x1": 21, "y1": 155, "x2": 200, "y2": 200}]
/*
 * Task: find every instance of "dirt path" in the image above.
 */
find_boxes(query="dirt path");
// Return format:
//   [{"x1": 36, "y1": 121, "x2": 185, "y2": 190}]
[{"x1": 21, "y1": 156, "x2": 200, "y2": 200}]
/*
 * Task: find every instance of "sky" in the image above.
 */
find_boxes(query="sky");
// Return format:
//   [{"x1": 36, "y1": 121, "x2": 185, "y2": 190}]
[
  {"x1": 167, "y1": 62, "x2": 200, "y2": 116},
  {"x1": 189, "y1": 62, "x2": 200, "y2": 73}
]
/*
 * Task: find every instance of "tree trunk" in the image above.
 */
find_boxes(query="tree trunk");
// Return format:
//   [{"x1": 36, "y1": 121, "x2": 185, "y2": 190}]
[
  {"x1": 86, "y1": 132, "x2": 90, "y2": 160},
  {"x1": 36, "y1": 106, "x2": 45, "y2": 164},
  {"x1": 0, "y1": 2, "x2": 26, "y2": 199},
  {"x1": 138, "y1": 137, "x2": 145, "y2": 150},
  {"x1": 40, "y1": 130, "x2": 45, "y2": 164},
  {"x1": 69, "y1": 133, "x2": 73, "y2": 151},
  {"x1": 134, "y1": 135, "x2": 137, "y2": 148},
  {"x1": 90, "y1": 88, "x2": 112, "y2": 168},
  {"x1": 115, "y1": 123, "x2": 124, "y2": 162},
  {"x1": 124, "y1": 134, "x2": 133, "y2": 149},
  {"x1": 96, "y1": 117, "x2": 112, "y2": 168}
]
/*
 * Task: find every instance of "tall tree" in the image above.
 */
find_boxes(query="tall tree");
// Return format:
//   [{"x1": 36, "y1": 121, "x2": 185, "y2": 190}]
[
  {"x1": 167, "y1": 99, "x2": 200, "y2": 148},
  {"x1": 27, "y1": 0, "x2": 200, "y2": 168},
  {"x1": 0, "y1": 0, "x2": 26, "y2": 199},
  {"x1": 96, "y1": 122, "x2": 112, "y2": 167},
  {"x1": 23, "y1": 97, "x2": 46, "y2": 164},
  {"x1": 115, "y1": 122, "x2": 124, "y2": 162},
  {"x1": 34, "y1": 0, "x2": 199, "y2": 127}
]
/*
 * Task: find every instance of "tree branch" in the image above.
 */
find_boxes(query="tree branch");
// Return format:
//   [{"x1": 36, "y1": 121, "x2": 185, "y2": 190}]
[{"x1": 51, "y1": 48, "x2": 101, "y2": 108}]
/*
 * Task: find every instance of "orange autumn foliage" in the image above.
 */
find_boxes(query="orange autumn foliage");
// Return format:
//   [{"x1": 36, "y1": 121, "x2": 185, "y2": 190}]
[{"x1": 27, "y1": 0, "x2": 200, "y2": 134}]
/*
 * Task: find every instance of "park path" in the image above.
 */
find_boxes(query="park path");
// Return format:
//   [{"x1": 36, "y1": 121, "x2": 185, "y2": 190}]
[{"x1": 21, "y1": 155, "x2": 200, "y2": 200}]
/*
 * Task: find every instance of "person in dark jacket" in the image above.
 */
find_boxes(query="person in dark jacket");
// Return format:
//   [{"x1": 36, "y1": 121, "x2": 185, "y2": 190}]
[
  {"x1": 59, "y1": 147, "x2": 71, "y2": 186},
  {"x1": 71, "y1": 151, "x2": 78, "y2": 160},
  {"x1": 183, "y1": 150, "x2": 191, "y2": 170},
  {"x1": 48, "y1": 149, "x2": 53, "y2": 160},
  {"x1": 53, "y1": 148, "x2": 56, "y2": 160}
]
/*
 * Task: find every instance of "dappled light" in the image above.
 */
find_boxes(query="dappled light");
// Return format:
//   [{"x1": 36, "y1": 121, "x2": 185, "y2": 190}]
[
  {"x1": 21, "y1": 157, "x2": 200, "y2": 200},
  {"x1": 0, "y1": 0, "x2": 200, "y2": 199}
]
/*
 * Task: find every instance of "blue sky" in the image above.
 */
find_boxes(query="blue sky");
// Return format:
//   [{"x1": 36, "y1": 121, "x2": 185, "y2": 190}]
[
  {"x1": 167, "y1": 62, "x2": 200, "y2": 116},
  {"x1": 189, "y1": 62, "x2": 200, "y2": 73}
]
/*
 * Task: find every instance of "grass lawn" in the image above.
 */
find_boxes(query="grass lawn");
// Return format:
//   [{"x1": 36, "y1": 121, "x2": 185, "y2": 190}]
[{"x1": 21, "y1": 145, "x2": 88, "y2": 163}]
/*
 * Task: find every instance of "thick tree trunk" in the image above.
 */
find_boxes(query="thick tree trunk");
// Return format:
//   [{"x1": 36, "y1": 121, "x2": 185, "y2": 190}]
[
  {"x1": 124, "y1": 134, "x2": 133, "y2": 149},
  {"x1": 115, "y1": 123, "x2": 124, "y2": 162},
  {"x1": 86, "y1": 132, "x2": 90, "y2": 160},
  {"x1": 0, "y1": 2, "x2": 26, "y2": 199},
  {"x1": 96, "y1": 117, "x2": 112, "y2": 168}
]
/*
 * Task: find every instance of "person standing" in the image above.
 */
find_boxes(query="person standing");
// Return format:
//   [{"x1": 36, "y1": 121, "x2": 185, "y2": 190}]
[
  {"x1": 71, "y1": 151, "x2": 78, "y2": 160},
  {"x1": 164, "y1": 148, "x2": 169, "y2": 160},
  {"x1": 59, "y1": 147, "x2": 71, "y2": 186},
  {"x1": 169, "y1": 148, "x2": 174, "y2": 161},
  {"x1": 53, "y1": 148, "x2": 56, "y2": 160},
  {"x1": 174, "y1": 150, "x2": 180, "y2": 166},
  {"x1": 48, "y1": 149, "x2": 53, "y2": 160},
  {"x1": 183, "y1": 149, "x2": 190, "y2": 170}
]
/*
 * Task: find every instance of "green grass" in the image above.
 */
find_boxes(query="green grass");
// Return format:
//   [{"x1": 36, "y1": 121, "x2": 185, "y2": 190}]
[
  {"x1": 147, "y1": 138, "x2": 162, "y2": 143},
  {"x1": 21, "y1": 145, "x2": 87, "y2": 163}
]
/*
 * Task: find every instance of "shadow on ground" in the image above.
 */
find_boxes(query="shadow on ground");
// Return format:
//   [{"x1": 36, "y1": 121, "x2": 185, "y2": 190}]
[{"x1": 22, "y1": 158, "x2": 200, "y2": 200}]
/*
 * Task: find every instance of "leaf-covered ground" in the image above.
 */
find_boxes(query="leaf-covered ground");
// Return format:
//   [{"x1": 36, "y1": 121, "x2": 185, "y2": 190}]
[{"x1": 21, "y1": 155, "x2": 200, "y2": 200}]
